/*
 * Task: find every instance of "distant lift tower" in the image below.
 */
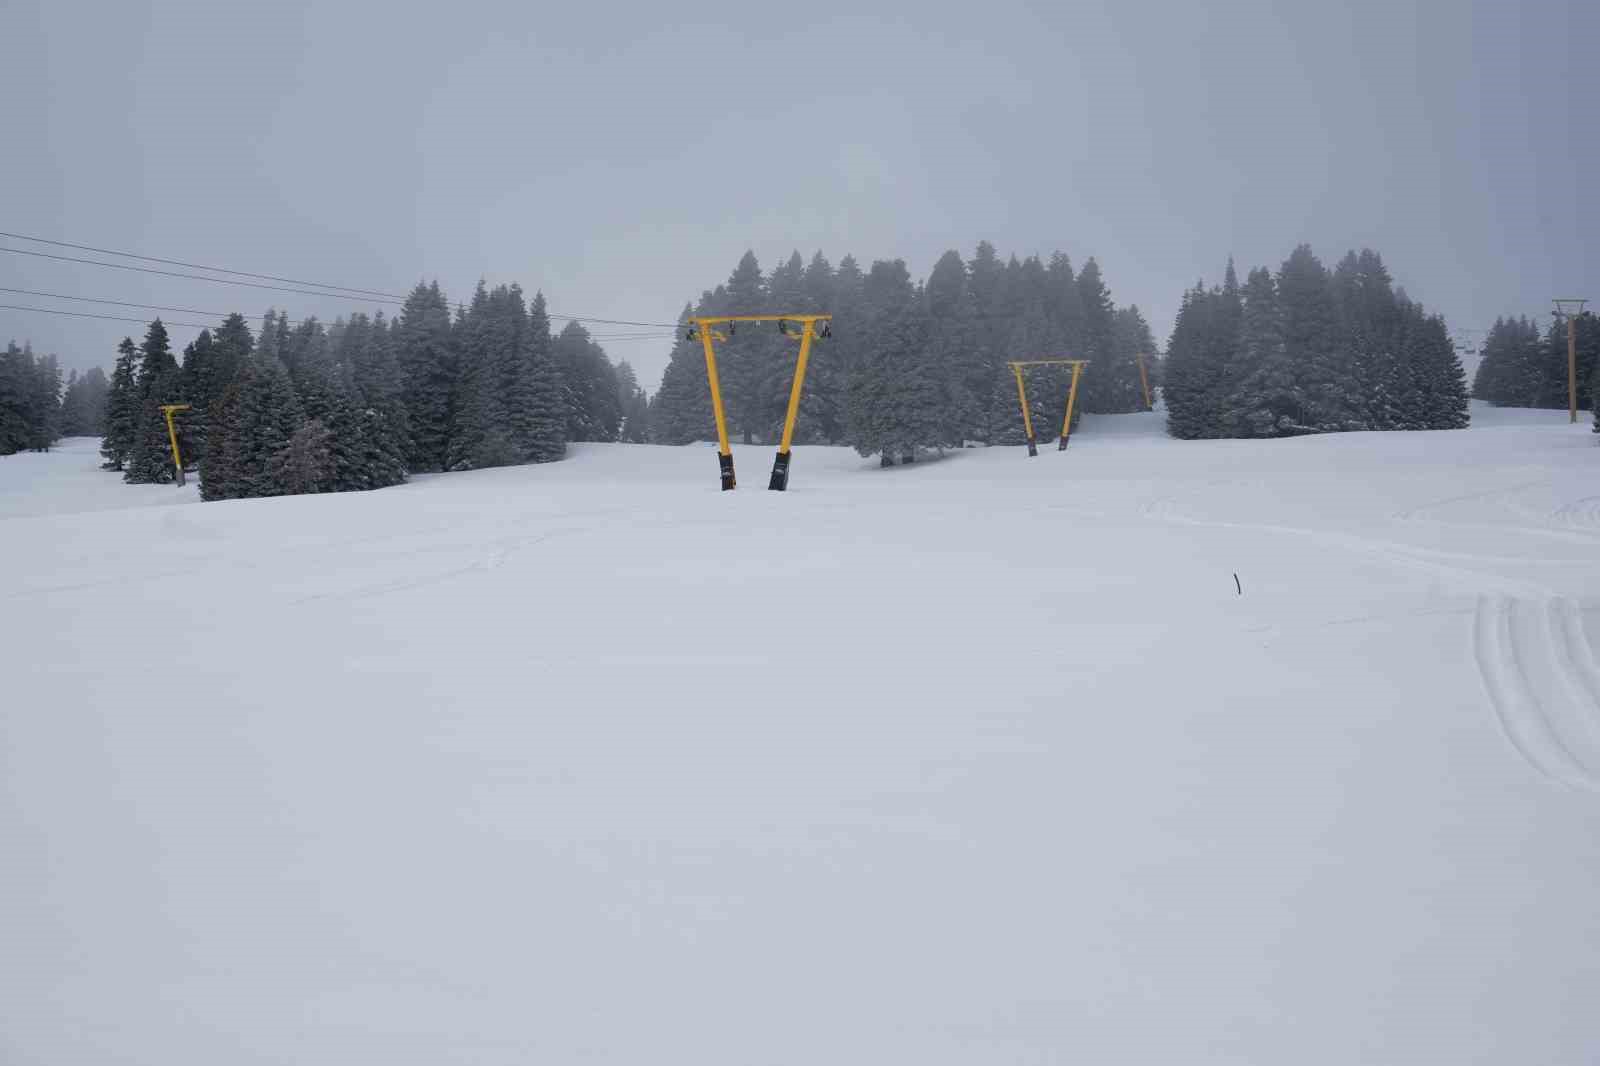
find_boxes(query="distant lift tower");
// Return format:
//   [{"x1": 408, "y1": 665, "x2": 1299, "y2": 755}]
[
  {"x1": 160, "y1": 404, "x2": 191, "y2": 485},
  {"x1": 1136, "y1": 352, "x2": 1153, "y2": 411},
  {"x1": 1553, "y1": 299, "x2": 1588, "y2": 423},
  {"x1": 1007, "y1": 359, "x2": 1088, "y2": 456},
  {"x1": 687, "y1": 314, "x2": 832, "y2": 491}
]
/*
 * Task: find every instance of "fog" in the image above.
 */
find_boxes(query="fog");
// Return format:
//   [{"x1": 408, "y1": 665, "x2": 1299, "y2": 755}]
[{"x1": 3, "y1": 0, "x2": 1594, "y2": 385}]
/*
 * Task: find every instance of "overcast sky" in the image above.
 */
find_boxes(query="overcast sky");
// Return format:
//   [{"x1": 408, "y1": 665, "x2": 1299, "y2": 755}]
[{"x1": 3, "y1": 0, "x2": 1594, "y2": 387}]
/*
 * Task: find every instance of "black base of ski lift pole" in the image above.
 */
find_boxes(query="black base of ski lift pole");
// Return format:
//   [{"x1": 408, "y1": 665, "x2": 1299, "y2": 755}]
[
  {"x1": 1058, "y1": 433, "x2": 1070, "y2": 450},
  {"x1": 719, "y1": 452, "x2": 736, "y2": 491},
  {"x1": 768, "y1": 449, "x2": 792, "y2": 491},
  {"x1": 1026, "y1": 436, "x2": 1038, "y2": 457}
]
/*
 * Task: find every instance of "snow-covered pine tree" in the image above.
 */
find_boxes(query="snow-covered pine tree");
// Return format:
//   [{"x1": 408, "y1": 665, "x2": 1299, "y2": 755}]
[
  {"x1": 554, "y1": 319, "x2": 622, "y2": 443},
  {"x1": 1228, "y1": 267, "x2": 1303, "y2": 436},
  {"x1": 397, "y1": 282, "x2": 457, "y2": 472},
  {"x1": 295, "y1": 359, "x2": 369, "y2": 490},
  {"x1": 525, "y1": 291, "x2": 568, "y2": 463},
  {"x1": 100, "y1": 337, "x2": 141, "y2": 468},
  {"x1": 175, "y1": 330, "x2": 216, "y2": 462},
  {"x1": 135, "y1": 319, "x2": 179, "y2": 390},
  {"x1": 1278, "y1": 246, "x2": 1357, "y2": 430},
  {"x1": 1161, "y1": 286, "x2": 1211, "y2": 439},
  {"x1": 1416, "y1": 311, "x2": 1470, "y2": 429},
  {"x1": 0, "y1": 342, "x2": 34, "y2": 454},
  {"x1": 268, "y1": 418, "x2": 333, "y2": 495},
  {"x1": 447, "y1": 282, "x2": 512, "y2": 470},
  {"x1": 0, "y1": 345, "x2": 62, "y2": 454},
  {"x1": 60, "y1": 366, "x2": 109, "y2": 437},
  {"x1": 350, "y1": 312, "x2": 410, "y2": 485},
  {"x1": 649, "y1": 308, "x2": 715, "y2": 444},
  {"x1": 123, "y1": 366, "x2": 182, "y2": 484},
  {"x1": 845, "y1": 260, "x2": 942, "y2": 463},
  {"x1": 26, "y1": 351, "x2": 63, "y2": 451},
  {"x1": 206, "y1": 353, "x2": 305, "y2": 498},
  {"x1": 713, "y1": 251, "x2": 772, "y2": 444},
  {"x1": 1077, "y1": 258, "x2": 1142, "y2": 413}
]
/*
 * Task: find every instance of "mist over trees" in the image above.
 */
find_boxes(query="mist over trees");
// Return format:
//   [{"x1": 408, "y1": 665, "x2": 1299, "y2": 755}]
[
  {"x1": 86, "y1": 280, "x2": 631, "y2": 499},
  {"x1": 0, "y1": 342, "x2": 65, "y2": 454},
  {"x1": 646, "y1": 243, "x2": 1157, "y2": 462},
  {"x1": 0, "y1": 340, "x2": 64, "y2": 455},
  {"x1": 1472, "y1": 311, "x2": 1598, "y2": 428},
  {"x1": 1162, "y1": 246, "x2": 1470, "y2": 438}
]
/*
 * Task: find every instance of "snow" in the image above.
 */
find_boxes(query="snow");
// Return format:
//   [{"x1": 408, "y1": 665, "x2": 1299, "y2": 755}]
[{"x1": 3, "y1": 408, "x2": 1599, "y2": 1064}]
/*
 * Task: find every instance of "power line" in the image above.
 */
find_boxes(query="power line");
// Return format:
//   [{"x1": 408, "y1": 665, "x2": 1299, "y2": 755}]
[
  {"x1": 1, "y1": 291, "x2": 679, "y2": 347},
  {"x1": 2, "y1": 286, "x2": 678, "y2": 339},
  {"x1": 0, "y1": 287, "x2": 248, "y2": 319},
  {"x1": 1, "y1": 230, "x2": 683, "y2": 328},
  {"x1": 547, "y1": 313, "x2": 680, "y2": 328},
  {"x1": 0, "y1": 230, "x2": 405, "y2": 300},
  {"x1": 0, "y1": 303, "x2": 215, "y2": 330},
  {"x1": 0, "y1": 245, "x2": 409, "y2": 305}
]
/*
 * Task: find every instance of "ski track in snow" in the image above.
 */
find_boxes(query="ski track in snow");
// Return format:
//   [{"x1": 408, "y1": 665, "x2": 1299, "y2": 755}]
[
  {"x1": 1474, "y1": 596, "x2": 1600, "y2": 792},
  {"x1": 1550, "y1": 495, "x2": 1600, "y2": 537},
  {"x1": 1140, "y1": 485, "x2": 1600, "y2": 792}
]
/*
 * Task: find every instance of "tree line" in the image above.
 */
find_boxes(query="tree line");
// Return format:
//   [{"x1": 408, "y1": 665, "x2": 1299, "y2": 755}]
[
  {"x1": 96, "y1": 281, "x2": 647, "y2": 497},
  {"x1": 1471, "y1": 312, "x2": 1598, "y2": 428},
  {"x1": 647, "y1": 243, "x2": 1157, "y2": 463},
  {"x1": 0, "y1": 342, "x2": 108, "y2": 455},
  {"x1": 1162, "y1": 246, "x2": 1470, "y2": 438}
]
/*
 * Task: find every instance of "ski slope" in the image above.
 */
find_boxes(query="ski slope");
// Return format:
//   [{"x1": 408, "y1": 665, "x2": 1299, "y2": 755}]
[{"x1": 4, "y1": 406, "x2": 1599, "y2": 1064}]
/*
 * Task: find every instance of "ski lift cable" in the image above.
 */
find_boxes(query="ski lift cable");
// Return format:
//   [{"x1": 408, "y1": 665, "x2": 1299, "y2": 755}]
[{"x1": 0, "y1": 232, "x2": 682, "y2": 329}]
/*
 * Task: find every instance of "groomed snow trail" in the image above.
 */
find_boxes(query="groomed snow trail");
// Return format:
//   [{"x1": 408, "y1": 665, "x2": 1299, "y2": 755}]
[{"x1": 3, "y1": 406, "x2": 1599, "y2": 1066}]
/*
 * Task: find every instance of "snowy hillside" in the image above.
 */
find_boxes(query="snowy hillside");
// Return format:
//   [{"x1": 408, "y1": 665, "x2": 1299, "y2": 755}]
[{"x1": 4, "y1": 407, "x2": 1599, "y2": 1064}]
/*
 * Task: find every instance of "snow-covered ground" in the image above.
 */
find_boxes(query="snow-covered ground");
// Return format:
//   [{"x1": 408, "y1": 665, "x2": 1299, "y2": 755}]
[{"x1": 4, "y1": 406, "x2": 1599, "y2": 1064}]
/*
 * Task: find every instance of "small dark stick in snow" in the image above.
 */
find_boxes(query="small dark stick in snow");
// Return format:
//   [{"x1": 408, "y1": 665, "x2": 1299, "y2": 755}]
[{"x1": 1234, "y1": 572, "x2": 1242, "y2": 595}]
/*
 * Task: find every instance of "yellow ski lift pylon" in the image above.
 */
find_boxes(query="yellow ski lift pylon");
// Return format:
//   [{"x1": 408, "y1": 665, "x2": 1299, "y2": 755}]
[
  {"x1": 159, "y1": 403, "x2": 192, "y2": 485},
  {"x1": 687, "y1": 313, "x2": 832, "y2": 491},
  {"x1": 1006, "y1": 359, "x2": 1088, "y2": 456}
]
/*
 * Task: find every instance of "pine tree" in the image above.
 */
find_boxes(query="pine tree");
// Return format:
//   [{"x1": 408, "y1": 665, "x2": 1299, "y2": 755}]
[
  {"x1": 717, "y1": 251, "x2": 770, "y2": 444},
  {"x1": 201, "y1": 354, "x2": 305, "y2": 499},
  {"x1": 397, "y1": 282, "x2": 457, "y2": 472},
  {"x1": 1416, "y1": 311, "x2": 1471, "y2": 429},
  {"x1": 925, "y1": 250, "x2": 984, "y2": 446},
  {"x1": 135, "y1": 319, "x2": 178, "y2": 388},
  {"x1": 648, "y1": 307, "x2": 715, "y2": 445},
  {"x1": 59, "y1": 370, "x2": 84, "y2": 436},
  {"x1": 100, "y1": 337, "x2": 142, "y2": 469},
  {"x1": 295, "y1": 360, "x2": 369, "y2": 490},
  {"x1": 0, "y1": 342, "x2": 30, "y2": 454},
  {"x1": 447, "y1": 282, "x2": 506, "y2": 470},
  {"x1": 268, "y1": 418, "x2": 334, "y2": 495},
  {"x1": 0, "y1": 345, "x2": 61, "y2": 453},
  {"x1": 614, "y1": 360, "x2": 650, "y2": 443},
  {"x1": 27, "y1": 352, "x2": 63, "y2": 451},
  {"x1": 845, "y1": 260, "x2": 942, "y2": 462},
  {"x1": 177, "y1": 330, "x2": 217, "y2": 462},
  {"x1": 1332, "y1": 249, "x2": 1402, "y2": 429},
  {"x1": 1077, "y1": 258, "x2": 1140, "y2": 412},
  {"x1": 124, "y1": 366, "x2": 182, "y2": 483},
  {"x1": 1278, "y1": 245, "x2": 1357, "y2": 429},
  {"x1": 1227, "y1": 267, "x2": 1303, "y2": 436},
  {"x1": 555, "y1": 319, "x2": 622, "y2": 443},
  {"x1": 351, "y1": 313, "x2": 410, "y2": 485},
  {"x1": 525, "y1": 293, "x2": 568, "y2": 463}
]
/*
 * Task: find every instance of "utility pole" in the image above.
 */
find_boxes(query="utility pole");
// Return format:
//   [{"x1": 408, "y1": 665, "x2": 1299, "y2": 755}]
[{"x1": 1553, "y1": 299, "x2": 1588, "y2": 423}]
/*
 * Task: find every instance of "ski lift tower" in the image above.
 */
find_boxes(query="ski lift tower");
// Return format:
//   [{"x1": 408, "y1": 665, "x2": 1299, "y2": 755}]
[{"x1": 1552, "y1": 299, "x2": 1588, "y2": 423}]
